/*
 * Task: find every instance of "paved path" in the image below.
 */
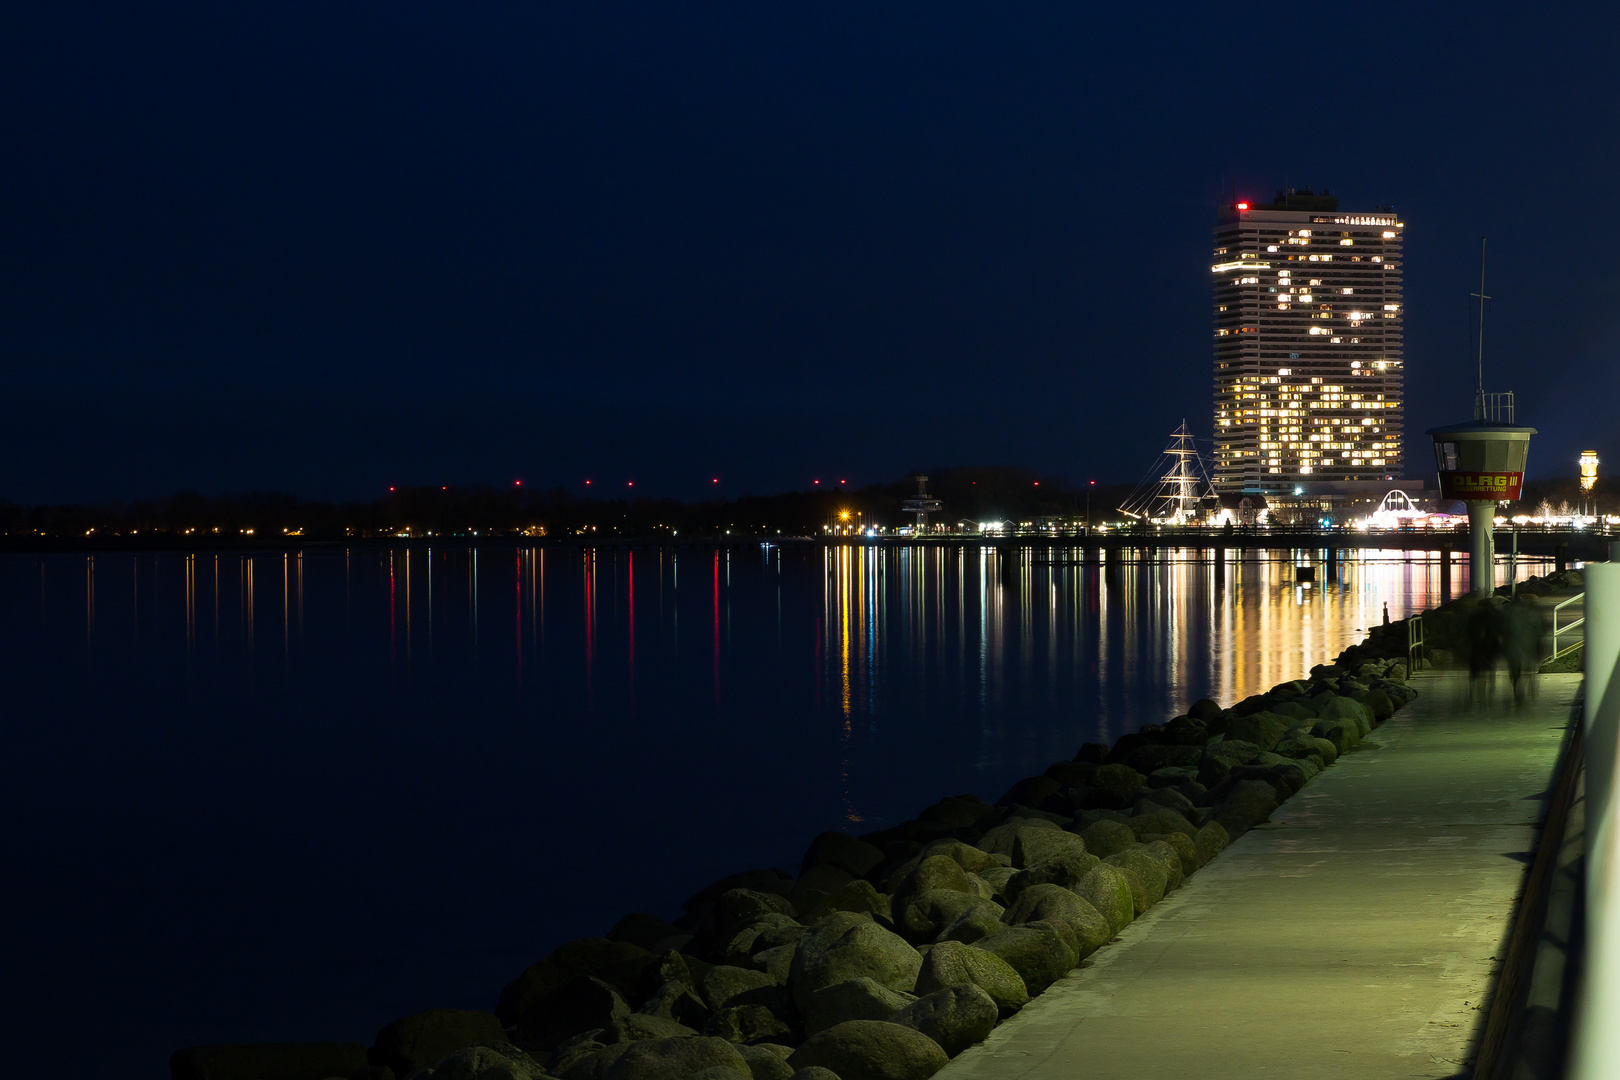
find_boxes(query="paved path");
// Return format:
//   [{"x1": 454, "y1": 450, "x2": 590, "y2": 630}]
[{"x1": 938, "y1": 671, "x2": 1581, "y2": 1080}]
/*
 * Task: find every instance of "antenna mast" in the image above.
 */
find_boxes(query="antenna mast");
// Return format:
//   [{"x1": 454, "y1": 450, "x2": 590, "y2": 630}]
[{"x1": 1471, "y1": 237, "x2": 1490, "y2": 420}]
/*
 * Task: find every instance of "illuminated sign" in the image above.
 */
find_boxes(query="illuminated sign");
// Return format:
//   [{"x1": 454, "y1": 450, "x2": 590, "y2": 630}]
[{"x1": 1437, "y1": 471, "x2": 1523, "y2": 501}]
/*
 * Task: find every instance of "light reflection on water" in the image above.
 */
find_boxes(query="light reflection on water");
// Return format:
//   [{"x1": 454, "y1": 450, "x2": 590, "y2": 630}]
[
  {"x1": 38, "y1": 542, "x2": 1549, "y2": 803},
  {"x1": 0, "y1": 542, "x2": 1551, "y2": 1077}
]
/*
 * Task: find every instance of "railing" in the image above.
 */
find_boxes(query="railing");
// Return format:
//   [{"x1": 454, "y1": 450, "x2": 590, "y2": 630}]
[
  {"x1": 1407, "y1": 615, "x2": 1424, "y2": 670},
  {"x1": 1568, "y1": 562, "x2": 1620, "y2": 1077},
  {"x1": 1553, "y1": 593, "x2": 1587, "y2": 659},
  {"x1": 1475, "y1": 389, "x2": 1516, "y2": 424}
]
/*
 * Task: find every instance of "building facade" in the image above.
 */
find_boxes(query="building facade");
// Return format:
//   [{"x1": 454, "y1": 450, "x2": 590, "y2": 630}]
[{"x1": 1212, "y1": 191, "x2": 1404, "y2": 495}]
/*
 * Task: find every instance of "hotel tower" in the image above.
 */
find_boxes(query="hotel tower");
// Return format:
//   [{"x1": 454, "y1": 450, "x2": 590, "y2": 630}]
[{"x1": 1211, "y1": 190, "x2": 1405, "y2": 499}]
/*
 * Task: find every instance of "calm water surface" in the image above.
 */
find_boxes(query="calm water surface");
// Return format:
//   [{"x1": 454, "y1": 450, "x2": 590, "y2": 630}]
[{"x1": 0, "y1": 542, "x2": 1543, "y2": 1077}]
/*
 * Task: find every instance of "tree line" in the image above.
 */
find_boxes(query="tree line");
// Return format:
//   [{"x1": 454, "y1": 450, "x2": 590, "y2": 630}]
[{"x1": 0, "y1": 468, "x2": 1131, "y2": 544}]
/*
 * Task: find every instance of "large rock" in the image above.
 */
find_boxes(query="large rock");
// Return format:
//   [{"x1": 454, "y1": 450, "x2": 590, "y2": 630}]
[
  {"x1": 602, "y1": 1037, "x2": 752, "y2": 1080},
  {"x1": 1315, "y1": 694, "x2": 1373, "y2": 736},
  {"x1": 1082, "y1": 764, "x2": 1145, "y2": 809},
  {"x1": 1119, "y1": 743, "x2": 1204, "y2": 775},
  {"x1": 801, "y1": 880, "x2": 893, "y2": 924},
  {"x1": 1195, "y1": 820, "x2": 1231, "y2": 865},
  {"x1": 1137, "y1": 840, "x2": 1184, "y2": 891},
  {"x1": 787, "y1": 1021, "x2": 948, "y2": 1080},
  {"x1": 806, "y1": 977, "x2": 918, "y2": 1036},
  {"x1": 888, "y1": 984, "x2": 999, "y2": 1058},
  {"x1": 170, "y1": 1043, "x2": 370, "y2": 1080},
  {"x1": 553, "y1": 1038, "x2": 614, "y2": 1080},
  {"x1": 1274, "y1": 731, "x2": 1337, "y2": 766},
  {"x1": 1010, "y1": 828, "x2": 1089, "y2": 870},
  {"x1": 600, "y1": 1014, "x2": 700, "y2": 1044},
  {"x1": 737, "y1": 1045, "x2": 796, "y2": 1080},
  {"x1": 898, "y1": 890, "x2": 1001, "y2": 945},
  {"x1": 1222, "y1": 712, "x2": 1291, "y2": 752},
  {"x1": 702, "y1": 965, "x2": 780, "y2": 1011},
  {"x1": 913, "y1": 940, "x2": 1028, "y2": 1018},
  {"x1": 916, "y1": 794, "x2": 994, "y2": 829},
  {"x1": 1079, "y1": 819, "x2": 1136, "y2": 859},
  {"x1": 684, "y1": 1068, "x2": 749, "y2": 1080},
  {"x1": 976, "y1": 866, "x2": 1018, "y2": 902},
  {"x1": 753, "y1": 945, "x2": 798, "y2": 986},
  {"x1": 1138, "y1": 830, "x2": 1198, "y2": 875},
  {"x1": 918, "y1": 839, "x2": 1007, "y2": 876},
  {"x1": 1213, "y1": 779, "x2": 1279, "y2": 837},
  {"x1": 1310, "y1": 718, "x2": 1361, "y2": 754},
  {"x1": 716, "y1": 889, "x2": 798, "y2": 929},
  {"x1": 1162, "y1": 715, "x2": 1210, "y2": 746},
  {"x1": 999, "y1": 884, "x2": 1083, "y2": 931},
  {"x1": 724, "y1": 917, "x2": 805, "y2": 967},
  {"x1": 1102, "y1": 850, "x2": 1168, "y2": 915},
  {"x1": 936, "y1": 900, "x2": 1006, "y2": 945},
  {"x1": 890, "y1": 855, "x2": 974, "y2": 908},
  {"x1": 497, "y1": 939, "x2": 653, "y2": 1024},
  {"x1": 974, "y1": 923, "x2": 1078, "y2": 995},
  {"x1": 1003, "y1": 852, "x2": 1099, "y2": 900},
  {"x1": 1137, "y1": 787, "x2": 1199, "y2": 817},
  {"x1": 1127, "y1": 809, "x2": 1196, "y2": 841},
  {"x1": 1197, "y1": 740, "x2": 1264, "y2": 784},
  {"x1": 973, "y1": 817, "x2": 1060, "y2": 863},
  {"x1": 512, "y1": 974, "x2": 629, "y2": 1049},
  {"x1": 790, "y1": 912, "x2": 923, "y2": 1012},
  {"x1": 432, "y1": 1045, "x2": 538, "y2": 1080},
  {"x1": 704, "y1": 1004, "x2": 794, "y2": 1046},
  {"x1": 802, "y1": 832, "x2": 886, "y2": 877},
  {"x1": 1074, "y1": 864, "x2": 1134, "y2": 935},
  {"x1": 371, "y1": 1010, "x2": 510, "y2": 1074},
  {"x1": 1267, "y1": 700, "x2": 1315, "y2": 722},
  {"x1": 639, "y1": 978, "x2": 710, "y2": 1028}
]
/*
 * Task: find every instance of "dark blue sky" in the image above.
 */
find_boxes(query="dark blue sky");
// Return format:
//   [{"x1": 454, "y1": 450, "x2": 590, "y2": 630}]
[{"x1": 2, "y1": 3, "x2": 1615, "y2": 503}]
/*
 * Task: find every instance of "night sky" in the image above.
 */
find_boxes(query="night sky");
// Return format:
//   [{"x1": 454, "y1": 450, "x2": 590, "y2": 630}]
[{"x1": 2, "y1": 3, "x2": 1616, "y2": 505}]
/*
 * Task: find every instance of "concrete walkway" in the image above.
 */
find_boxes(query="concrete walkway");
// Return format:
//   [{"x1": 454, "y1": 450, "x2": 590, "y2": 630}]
[{"x1": 939, "y1": 671, "x2": 1582, "y2": 1080}]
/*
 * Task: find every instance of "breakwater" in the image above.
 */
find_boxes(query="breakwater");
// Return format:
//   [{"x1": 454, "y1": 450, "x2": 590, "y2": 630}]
[{"x1": 172, "y1": 569, "x2": 1586, "y2": 1080}]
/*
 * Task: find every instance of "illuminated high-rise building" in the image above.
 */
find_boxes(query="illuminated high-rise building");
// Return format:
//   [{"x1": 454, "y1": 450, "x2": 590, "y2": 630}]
[{"x1": 1211, "y1": 190, "x2": 1404, "y2": 496}]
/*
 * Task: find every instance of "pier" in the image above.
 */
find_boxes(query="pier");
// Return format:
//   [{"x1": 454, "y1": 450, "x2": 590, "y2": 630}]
[{"x1": 937, "y1": 670, "x2": 1583, "y2": 1080}]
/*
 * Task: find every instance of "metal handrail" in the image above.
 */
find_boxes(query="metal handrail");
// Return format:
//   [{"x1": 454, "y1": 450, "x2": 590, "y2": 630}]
[
  {"x1": 1408, "y1": 615, "x2": 1424, "y2": 670},
  {"x1": 1552, "y1": 592, "x2": 1587, "y2": 658}
]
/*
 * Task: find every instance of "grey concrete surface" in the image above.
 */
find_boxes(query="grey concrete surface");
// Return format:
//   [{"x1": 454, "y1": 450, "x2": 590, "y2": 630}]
[{"x1": 937, "y1": 672, "x2": 1581, "y2": 1080}]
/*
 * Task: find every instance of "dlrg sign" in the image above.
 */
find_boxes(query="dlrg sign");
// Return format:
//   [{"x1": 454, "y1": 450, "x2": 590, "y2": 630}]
[{"x1": 1438, "y1": 471, "x2": 1523, "y2": 501}]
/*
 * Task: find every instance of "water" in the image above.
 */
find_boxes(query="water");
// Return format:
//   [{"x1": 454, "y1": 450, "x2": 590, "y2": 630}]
[{"x1": 0, "y1": 542, "x2": 1545, "y2": 1077}]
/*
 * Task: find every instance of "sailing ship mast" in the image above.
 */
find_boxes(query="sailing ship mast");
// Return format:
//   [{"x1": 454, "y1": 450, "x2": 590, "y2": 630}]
[{"x1": 1118, "y1": 421, "x2": 1216, "y2": 523}]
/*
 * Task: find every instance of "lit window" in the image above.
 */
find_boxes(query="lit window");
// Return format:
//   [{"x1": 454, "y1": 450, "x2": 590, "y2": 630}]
[{"x1": 1382, "y1": 231, "x2": 1396, "y2": 239}]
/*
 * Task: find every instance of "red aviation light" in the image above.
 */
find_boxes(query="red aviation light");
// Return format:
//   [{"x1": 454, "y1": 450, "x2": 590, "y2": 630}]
[{"x1": 1236, "y1": 201, "x2": 1250, "y2": 211}]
